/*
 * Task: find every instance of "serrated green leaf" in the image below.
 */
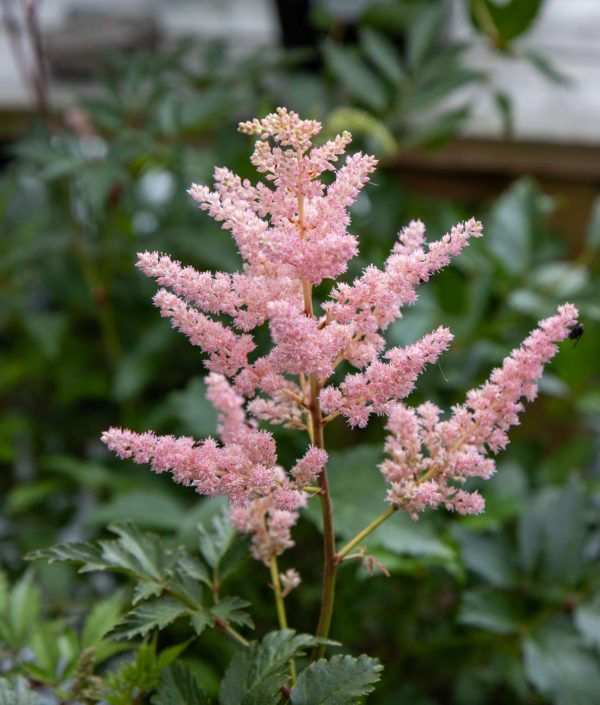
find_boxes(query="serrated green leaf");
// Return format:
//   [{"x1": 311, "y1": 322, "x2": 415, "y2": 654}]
[
  {"x1": 291, "y1": 654, "x2": 383, "y2": 705},
  {"x1": 322, "y1": 41, "x2": 388, "y2": 111},
  {"x1": 102, "y1": 639, "x2": 164, "y2": 703},
  {"x1": 151, "y1": 662, "x2": 210, "y2": 705},
  {"x1": 211, "y1": 597, "x2": 253, "y2": 630},
  {"x1": 178, "y1": 554, "x2": 211, "y2": 586},
  {"x1": 220, "y1": 630, "x2": 322, "y2": 705},
  {"x1": 0, "y1": 677, "x2": 41, "y2": 705},
  {"x1": 133, "y1": 580, "x2": 165, "y2": 605},
  {"x1": 27, "y1": 541, "x2": 108, "y2": 573},
  {"x1": 110, "y1": 597, "x2": 191, "y2": 640},
  {"x1": 103, "y1": 523, "x2": 168, "y2": 580}
]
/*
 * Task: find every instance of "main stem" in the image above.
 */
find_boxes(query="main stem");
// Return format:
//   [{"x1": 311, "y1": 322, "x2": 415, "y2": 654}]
[
  {"x1": 302, "y1": 278, "x2": 337, "y2": 659},
  {"x1": 297, "y1": 190, "x2": 337, "y2": 660}
]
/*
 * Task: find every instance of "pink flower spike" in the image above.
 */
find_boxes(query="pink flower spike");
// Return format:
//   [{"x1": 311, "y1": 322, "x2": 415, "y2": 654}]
[
  {"x1": 291, "y1": 447, "x2": 328, "y2": 487},
  {"x1": 152, "y1": 289, "x2": 254, "y2": 376},
  {"x1": 380, "y1": 303, "x2": 580, "y2": 519}
]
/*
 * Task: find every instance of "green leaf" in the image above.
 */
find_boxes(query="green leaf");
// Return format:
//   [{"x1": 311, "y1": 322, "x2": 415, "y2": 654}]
[
  {"x1": 290, "y1": 654, "x2": 383, "y2": 705},
  {"x1": 211, "y1": 597, "x2": 253, "y2": 630},
  {"x1": 454, "y1": 529, "x2": 517, "y2": 588},
  {"x1": 524, "y1": 619, "x2": 600, "y2": 705},
  {"x1": 27, "y1": 541, "x2": 106, "y2": 573},
  {"x1": 322, "y1": 40, "x2": 388, "y2": 111},
  {"x1": 407, "y1": 4, "x2": 445, "y2": 70},
  {"x1": 493, "y1": 90, "x2": 513, "y2": 138},
  {"x1": 198, "y1": 509, "x2": 237, "y2": 571},
  {"x1": 471, "y1": 0, "x2": 544, "y2": 45},
  {"x1": 518, "y1": 480, "x2": 586, "y2": 584},
  {"x1": 359, "y1": 28, "x2": 404, "y2": 84},
  {"x1": 458, "y1": 589, "x2": 520, "y2": 635},
  {"x1": 30, "y1": 523, "x2": 183, "y2": 583},
  {"x1": 1, "y1": 572, "x2": 41, "y2": 648},
  {"x1": 485, "y1": 178, "x2": 540, "y2": 276},
  {"x1": 105, "y1": 523, "x2": 169, "y2": 580},
  {"x1": 152, "y1": 662, "x2": 209, "y2": 705},
  {"x1": 4, "y1": 480, "x2": 64, "y2": 515},
  {"x1": 523, "y1": 48, "x2": 571, "y2": 85},
  {"x1": 110, "y1": 597, "x2": 191, "y2": 640},
  {"x1": 575, "y1": 597, "x2": 600, "y2": 651},
  {"x1": 156, "y1": 640, "x2": 194, "y2": 670},
  {"x1": 220, "y1": 630, "x2": 322, "y2": 705},
  {"x1": 0, "y1": 677, "x2": 41, "y2": 705},
  {"x1": 29, "y1": 621, "x2": 66, "y2": 682},
  {"x1": 400, "y1": 106, "x2": 471, "y2": 150},
  {"x1": 103, "y1": 639, "x2": 164, "y2": 703},
  {"x1": 586, "y1": 195, "x2": 600, "y2": 251},
  {"x1": 0, "y1": 571, "x2": 8, "y2": 614},
  {"x1": 82, "y1": 593, "x2": 124, "y2": 648},
  {"x1": 178, "y1": 554, "x2": 210, "y2": 586},
  {"x1": 530, "y1": 262, "x2": 588, "y2": 299}
]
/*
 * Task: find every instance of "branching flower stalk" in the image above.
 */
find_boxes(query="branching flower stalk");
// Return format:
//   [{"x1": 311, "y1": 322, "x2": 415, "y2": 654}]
[{"x1": 101, "y1": 109, "x2": 580, "y2": 665}]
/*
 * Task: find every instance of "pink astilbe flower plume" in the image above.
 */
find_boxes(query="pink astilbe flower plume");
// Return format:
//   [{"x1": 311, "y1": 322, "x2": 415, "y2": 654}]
[
  {"x1": 380, "y1": 304, "x2": 579, "y2": 519},
  {"x1": 101, "y1": 107, "x2": 580, "y2": 571},
  {"x1": 320, "y1": 326, "x2": 454, "y2": 427}
]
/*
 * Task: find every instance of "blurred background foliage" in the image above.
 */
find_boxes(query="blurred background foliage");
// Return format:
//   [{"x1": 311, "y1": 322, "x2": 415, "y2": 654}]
[{"x1": 1, "y1": 0, "x2": 599, "y2": 703}]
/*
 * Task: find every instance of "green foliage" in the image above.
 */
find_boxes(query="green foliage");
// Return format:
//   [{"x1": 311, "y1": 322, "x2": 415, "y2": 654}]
[
  {"x1": 290, "y1": 654, "x2": 383, "y2": 705},
  {"x1": 320, "y1": 4, "x2": 483, "y2": 150},
  {"x1": 0, "y1": 572, "x2": 130, "y2": 696},
  {"x1": 470, "y1": 0, "x2": 544, "y2": 45},
  {"x1": 0, "y1": 678, "x2": 40, "y2": 705},
  {"x1": 102, "y1": 638, "x2": 191, "y2": 705},
  {"x1": 0, "y1": 572, "x2": 40, "y2": 649},
  {"x1": 3, "y1": 6, "x2": 600, "y2": 704},
  {"x1": 152, "y1": 662, "x2": 210, "y2": 705},
  {"x1": 28, "y1": 521, "x2": 251, "y2": 642},
  {"x1": 220, "y1": 631, "x2": 323, "y2": 705}
]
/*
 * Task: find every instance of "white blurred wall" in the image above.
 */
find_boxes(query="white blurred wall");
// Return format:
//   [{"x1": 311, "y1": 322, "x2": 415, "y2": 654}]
[
  {"x1": 0, "y1": 0, "x2": 278, "y2": 108},
  {"x1": 1, "y1": 0, "x2": 600, "y2": 145},
  {"x1": 447, "y1": 0, "x2": 600, "y2": 144}
]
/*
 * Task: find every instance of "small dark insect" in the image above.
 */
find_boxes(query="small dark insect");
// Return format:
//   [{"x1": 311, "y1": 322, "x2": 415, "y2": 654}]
[{"x1": 568, "y1": 322, "x2": 585, "y2": 347}]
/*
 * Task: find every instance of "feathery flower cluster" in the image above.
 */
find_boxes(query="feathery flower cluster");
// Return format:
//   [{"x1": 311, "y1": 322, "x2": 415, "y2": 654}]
[
  {"x1": 380, "y1": 304, "x2": 579, "y2": 518},
  {"x1": 102, "y1": 107, "x2": 579, "y2": 566}
]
